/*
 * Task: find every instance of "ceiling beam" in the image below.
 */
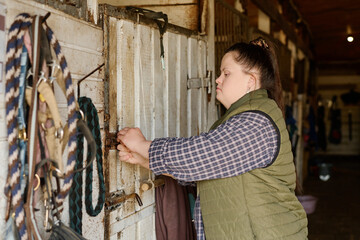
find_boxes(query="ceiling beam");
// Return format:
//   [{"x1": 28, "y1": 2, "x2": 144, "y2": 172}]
[{"x1": 250, "y1": 0, "x2": 312, "y2": 58}]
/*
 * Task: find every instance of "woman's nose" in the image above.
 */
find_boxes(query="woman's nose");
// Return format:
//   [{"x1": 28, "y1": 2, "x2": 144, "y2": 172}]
[{"x1": 215, "y1": 75, "x2": 222, "y2": 84}]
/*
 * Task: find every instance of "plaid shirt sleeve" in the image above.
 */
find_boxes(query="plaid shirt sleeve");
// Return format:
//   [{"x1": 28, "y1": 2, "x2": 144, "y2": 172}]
[
  {"x1": 149, "y1": 111, "x2": 278, "y2": 182},
  {"x1": 149, "y1": 111, "x2": 279, "y2": 239}
]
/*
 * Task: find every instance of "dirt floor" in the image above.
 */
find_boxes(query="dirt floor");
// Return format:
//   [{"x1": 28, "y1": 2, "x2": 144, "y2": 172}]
[{"x1": 302, "y1": 155, "x2": 360, "y2": 240}]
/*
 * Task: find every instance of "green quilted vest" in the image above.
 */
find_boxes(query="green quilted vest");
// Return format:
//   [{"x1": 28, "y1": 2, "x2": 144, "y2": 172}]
[{"x1": 197, "y1": 89, "x2": 308, "y2": 240}]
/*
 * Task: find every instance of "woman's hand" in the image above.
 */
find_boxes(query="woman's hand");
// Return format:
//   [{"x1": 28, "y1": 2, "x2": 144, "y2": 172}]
[
  {"x1": 117, "y1": 144, "x2": 149, "y2": 169},
  {"x1": 117, "y1": 127, "x2": 152, "y2": 160}
]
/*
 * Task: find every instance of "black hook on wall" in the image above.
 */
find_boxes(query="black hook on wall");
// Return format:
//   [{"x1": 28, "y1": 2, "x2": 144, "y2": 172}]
[{"x1": 77, "y1": 63, "x2": 105, "y2": 97}]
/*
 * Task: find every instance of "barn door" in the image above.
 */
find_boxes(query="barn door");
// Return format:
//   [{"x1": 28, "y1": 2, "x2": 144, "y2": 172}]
[{"x1": 102, "y1": 7, "x2": 213, "y2": 240}]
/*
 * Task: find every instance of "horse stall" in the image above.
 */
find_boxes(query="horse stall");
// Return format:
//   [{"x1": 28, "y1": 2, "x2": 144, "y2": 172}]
[
  {"x1": 102, "y1": 4, "x2": 216, "y2": 239},
  {"x1": 0, "y1": 0, "x2": 217, "y2": 239}
]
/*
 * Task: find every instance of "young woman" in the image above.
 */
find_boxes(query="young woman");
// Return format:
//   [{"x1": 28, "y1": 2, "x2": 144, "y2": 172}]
[{"x1": 117, "y1": 37, "x2": 308, "y2": 239}]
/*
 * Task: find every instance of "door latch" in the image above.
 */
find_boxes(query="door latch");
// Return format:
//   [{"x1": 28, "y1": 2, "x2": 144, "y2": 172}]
[{"x1": 105, "y1": 189, "x2": 143, "y2": 212}]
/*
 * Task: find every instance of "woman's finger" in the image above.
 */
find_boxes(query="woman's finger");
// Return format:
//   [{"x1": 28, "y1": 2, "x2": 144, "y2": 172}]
[
  {"x1": 117, "y1": 127, "x2": 132, "y2": 142},
  {"x1": 118, "y1": 151, "x2": 131, "y2": 157},
  {"x1": 117, "y1": 143, "x2": 129, "y2": 152},
  {"x1": 118, "y1": 127, "x2": 130, "y2": 135},
  {"x1": 119, "y1": 154, "x2": 131, "y2": 162}
]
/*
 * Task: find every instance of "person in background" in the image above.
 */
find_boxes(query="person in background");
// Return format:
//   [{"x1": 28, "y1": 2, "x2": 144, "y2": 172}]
[{"x1": 117, "y1": 37, "x2": 308, "y2": 240}]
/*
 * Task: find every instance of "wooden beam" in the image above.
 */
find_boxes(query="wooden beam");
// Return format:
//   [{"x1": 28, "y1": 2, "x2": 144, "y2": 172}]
[
  {"x1": 98, "y1": 0, "x2": 197, "y2": 5},
  {"x1": 318, "y1": 84, "x2": 357, "y2": 90},
  {"x1": 250, "y1": 0, "x2": 312, "y2": 58},
  {"x1": 99, "y1": 4, "x2": 198, "y2": 37}
]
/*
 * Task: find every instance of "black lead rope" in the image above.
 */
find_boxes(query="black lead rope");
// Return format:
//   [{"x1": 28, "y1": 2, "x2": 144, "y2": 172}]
[
  {"x1": 126, "y1": 6, "x2": 168, "y2": 66},
  {"x1": 69, "y1": 97, "x2": 105, "y2": 235}
]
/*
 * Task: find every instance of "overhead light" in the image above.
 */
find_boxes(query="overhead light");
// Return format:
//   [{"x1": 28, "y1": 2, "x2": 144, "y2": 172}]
[
  {"x1": 346, "y1": 25, "x2": 354, "y2": 42},
  {"x1": 347, "y1": 35, "x2": 354, "y2": 42}
]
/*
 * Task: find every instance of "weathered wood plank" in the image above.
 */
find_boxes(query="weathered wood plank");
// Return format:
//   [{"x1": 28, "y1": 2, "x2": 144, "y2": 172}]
[
  {"x1": 135, "y1": 24, "x2": 154, "y2": 208},
  {"x1": 143, "y1": 5, "x2": 198, "y2": 31},
  {"x1": 117, "y1": 19, "x2": 136, "y2": 220},
  {"x1": 165, "y1": 32, "x2": 178, "y2": 137},
  {"x1": 178, "y1": 35, "x2": 188, "y2": 137},
  {"x1": 187, "y1": 38, "x2": 199, "y2": 136},
  {"x1": 136, "y1": 24, "x2": 153, "y2": 139},
  {"x1": 137, "y1": 214, "x2": 156, "y2": 240},
  {"x1": 153, "y1": 28, "x2": 165, "y2": 138},
  {"x1": 110, "y1": 206, "x2": 155, "y2": 236},
  {"x1": 198, "y1": 39, "x2": 208, "y2": 133},
  {"x1": 6, "y1": 0, "x2": 102, "y2": 50}
]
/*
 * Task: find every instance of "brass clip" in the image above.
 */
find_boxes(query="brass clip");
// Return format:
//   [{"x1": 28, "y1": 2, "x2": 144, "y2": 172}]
[
  {"x1": 44, "y1": 199, "x2": 52, "y2": 231},
  {"x1": 18, "y1": 127, "x2": 28, "y2": 141}
]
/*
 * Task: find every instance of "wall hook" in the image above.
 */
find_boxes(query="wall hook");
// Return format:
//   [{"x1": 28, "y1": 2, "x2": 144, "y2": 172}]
[{"x1": 77, "y1": 63, "x2": 104, "y2": 97}]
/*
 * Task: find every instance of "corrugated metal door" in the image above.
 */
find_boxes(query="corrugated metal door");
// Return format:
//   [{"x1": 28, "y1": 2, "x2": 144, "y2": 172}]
[{"x1": 103, "y1": 8, "x2": 213, "y2": 240}]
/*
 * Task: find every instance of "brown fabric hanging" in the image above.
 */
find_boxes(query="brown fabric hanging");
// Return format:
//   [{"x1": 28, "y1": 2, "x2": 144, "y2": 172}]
[{"x1": 155, "y1": 175, "x2": 196, "y2": 240}]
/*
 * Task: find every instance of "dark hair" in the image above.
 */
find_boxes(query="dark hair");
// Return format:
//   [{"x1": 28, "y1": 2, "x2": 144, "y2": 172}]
[{"x1": 224, "y1": 37, "x2": 284, "y2": 115}]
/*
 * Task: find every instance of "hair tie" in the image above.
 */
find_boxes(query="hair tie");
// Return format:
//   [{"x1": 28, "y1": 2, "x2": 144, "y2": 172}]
[{"x1": 250, "y1": 37, "x2": 269, "y2": 50}]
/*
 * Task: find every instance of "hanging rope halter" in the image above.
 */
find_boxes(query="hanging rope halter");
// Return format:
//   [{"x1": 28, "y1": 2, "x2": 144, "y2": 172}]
[
  {"x1": 5, "y1": 13, "x2": 33, "y2": 240},
  {"x1": 43, "y1": 18, "x2": 78, "y2": 204},
  {"x1": 5, "y1": 13, "x2": 78, "y2": 239},
  {"x1": 70, "y1": 96, "x2": 105, "y2": 234}
]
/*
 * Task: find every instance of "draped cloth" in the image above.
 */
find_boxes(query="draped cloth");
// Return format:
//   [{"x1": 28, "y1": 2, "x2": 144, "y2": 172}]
[{"x1": 155, "y1": 176, "x2": 196, "y2": 240}]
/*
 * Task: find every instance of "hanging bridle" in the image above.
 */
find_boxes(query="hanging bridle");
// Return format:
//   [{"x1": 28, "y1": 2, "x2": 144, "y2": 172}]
[{"x1": 5, "y1": 12, "x2": 80, "y2": 239}]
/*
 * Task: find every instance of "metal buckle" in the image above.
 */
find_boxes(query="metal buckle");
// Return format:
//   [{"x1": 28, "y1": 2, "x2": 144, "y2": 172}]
[
  {"x1": 48, "y1": 60, "x2": 61, "y2": 84},
  {"x1": 38, "y1": 71, "x2": 48, "y2": 83},
  {"x1": 26, "y1": 69, "x2": 33, "y2": 80},
  {"x1": 79, "y1": 109, "x2": 85, "y2": 120},
  {"x1": 34, "y1": 174, "x2": 40, "y2": 191},
  {"x1": 44, "y1": 199, "x2": 52, "y2": 231},
  {"x1": 50, "y1": 165, "x2": 64, "y2": 178},
  {"x1": 54, "y1": 126, "x2": 64, "y2": 140},
  {"x1": 18, "y1": 127, "x2": 28, "y2": 141}
]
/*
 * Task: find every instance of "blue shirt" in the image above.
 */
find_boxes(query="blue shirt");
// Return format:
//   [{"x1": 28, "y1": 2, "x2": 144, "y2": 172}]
[{"x1": 149, "y1": 112, "x2": 279, "y2": 239}]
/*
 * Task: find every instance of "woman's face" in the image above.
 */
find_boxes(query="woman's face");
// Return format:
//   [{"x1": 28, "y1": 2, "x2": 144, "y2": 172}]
[{"x1": 216, "y1": 51, "x2": 255, "y2": 109}]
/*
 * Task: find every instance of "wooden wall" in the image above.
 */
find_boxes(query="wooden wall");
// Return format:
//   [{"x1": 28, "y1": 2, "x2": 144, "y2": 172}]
[
  {"x1": 0, "y1": 0, "x2": 104, "y2": 238},
  {"x1": 104, "y1": 12, "x2": 214, "y2": 239},
  {"x1": 98, "y1": 0, "x2": 199, "y2": 31}
]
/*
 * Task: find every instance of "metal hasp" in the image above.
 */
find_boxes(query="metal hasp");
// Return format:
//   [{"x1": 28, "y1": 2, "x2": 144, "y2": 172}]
[{"x1": 187, "y1": 70, "x2": 213, "y2": 94}]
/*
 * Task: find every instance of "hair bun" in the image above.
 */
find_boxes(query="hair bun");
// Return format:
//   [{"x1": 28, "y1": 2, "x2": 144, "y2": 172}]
[{"x1": 250, "y1": 37, "x2": 269, "y2": 50}]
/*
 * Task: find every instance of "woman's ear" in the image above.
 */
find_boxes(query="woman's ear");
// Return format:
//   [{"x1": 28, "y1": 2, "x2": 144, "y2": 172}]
[{"x1": 247, "y1": 74, "x2": 257, "y2": 91}]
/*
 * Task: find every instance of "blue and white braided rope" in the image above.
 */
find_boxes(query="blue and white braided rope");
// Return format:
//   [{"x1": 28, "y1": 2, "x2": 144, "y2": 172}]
[{"x1": 5, "y1": 13, "x2": 32, "y2": 240}]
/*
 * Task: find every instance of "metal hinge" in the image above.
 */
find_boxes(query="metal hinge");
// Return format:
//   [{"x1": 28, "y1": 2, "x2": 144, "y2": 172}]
[{"x1": 187, "y1": 70, "x2": 212, "y2": 94}]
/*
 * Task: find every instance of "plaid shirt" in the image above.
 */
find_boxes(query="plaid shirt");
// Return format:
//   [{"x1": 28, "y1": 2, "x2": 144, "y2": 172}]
[{"x1": 149, "y1": 112, "x2": 278, "y2": 239}]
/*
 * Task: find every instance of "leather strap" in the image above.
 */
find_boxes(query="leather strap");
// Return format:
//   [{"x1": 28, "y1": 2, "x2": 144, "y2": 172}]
[
  {"x1": 37, "y1": 81, "x2": 64, "y2": 172},
  {"x1": 126, "y1": 6, "x2": 168, "y2": 67},
  {"x1": 25, "y1": 15, "x2": 43, "y2": 240}
]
